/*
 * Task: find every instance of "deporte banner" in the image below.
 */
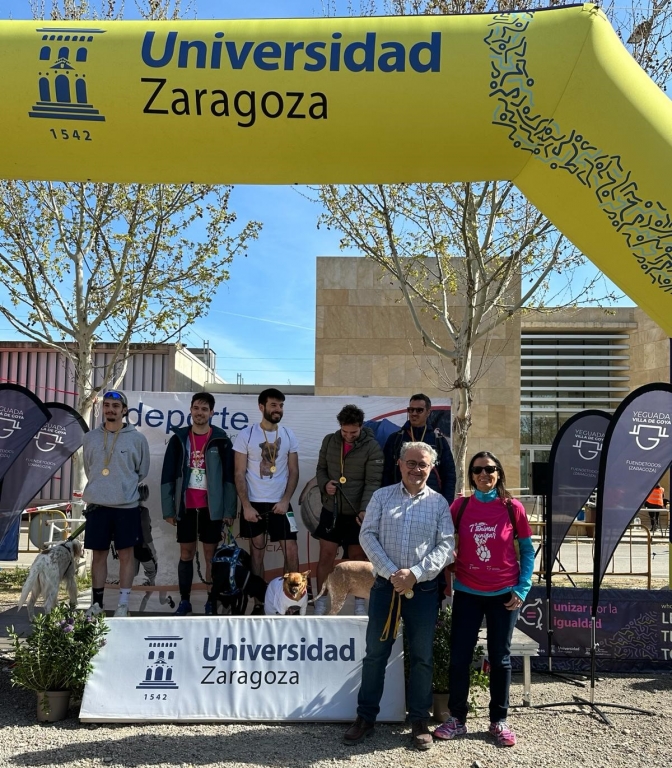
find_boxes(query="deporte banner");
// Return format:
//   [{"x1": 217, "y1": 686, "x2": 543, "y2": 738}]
[
  {"x1": 80, "y1": 616, "x2": 405, "y2": 722},
  {"x1": 0, "y1": 383, "x2": 51, "y2": 485},
  {"x1": 518, "y1": 586, "x2": 672, "y2": 667},
  {"x1": 0, "y1": 6, "x2": 670, "y2": 334}
]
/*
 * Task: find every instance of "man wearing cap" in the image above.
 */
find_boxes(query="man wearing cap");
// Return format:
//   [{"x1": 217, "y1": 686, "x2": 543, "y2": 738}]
[{"x1": 83, "y1": 390, "x2": 150, "y2": 617}]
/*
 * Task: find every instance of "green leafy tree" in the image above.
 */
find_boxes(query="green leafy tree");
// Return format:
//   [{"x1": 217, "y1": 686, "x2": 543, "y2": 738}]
[
  {"x1": 317, "y1": 0, "x2": 670, "y2": 491},
  {"x1": 0, "y1": 1, "x2": 261, "y2": 497}
]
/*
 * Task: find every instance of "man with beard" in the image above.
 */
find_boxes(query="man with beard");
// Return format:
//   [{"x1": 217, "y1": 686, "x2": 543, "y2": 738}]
[
  {"x1": 344, "y1": 442, "x2": 454, "y2": 751},
  {"x1": 382, "y1": 393, "x2": 456, "y2": 504},
  {"x1": 234, "y1": 388, "x2": 299, "y2": 613},
  {"x1": 83, "y1": 390, "x2": 150, "y2": 617},
  {"x1": 161, "y1": 392, "x2": 236, "y2": 616},
  {"x1": 313, "y1": 404, "x2": 383, "y2": 615}
]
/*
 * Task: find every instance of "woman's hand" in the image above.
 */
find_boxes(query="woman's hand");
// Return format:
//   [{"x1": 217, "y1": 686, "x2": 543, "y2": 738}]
[{"x1": 504, "y1": 592, "x2": 523, "y2": 611}]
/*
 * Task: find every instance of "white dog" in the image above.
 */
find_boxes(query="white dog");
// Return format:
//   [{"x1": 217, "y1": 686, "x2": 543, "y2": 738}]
[{"x1": 17, "y1": 540, "x2": 84, "y2": 619}]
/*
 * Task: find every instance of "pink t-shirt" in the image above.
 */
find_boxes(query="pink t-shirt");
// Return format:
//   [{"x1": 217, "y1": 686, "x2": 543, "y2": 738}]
[
  {"x1": 451, "y1": 496, "x2": 532, "y2": 592},
  {"x1": 185, "y1": 430, "x2": 209, "y2": 509}
]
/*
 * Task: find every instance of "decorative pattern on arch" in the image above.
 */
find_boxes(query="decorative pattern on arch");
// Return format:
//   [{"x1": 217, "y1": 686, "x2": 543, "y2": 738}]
[{"x1": 485, "y1": 12, "x2": 672, "y2": 295}]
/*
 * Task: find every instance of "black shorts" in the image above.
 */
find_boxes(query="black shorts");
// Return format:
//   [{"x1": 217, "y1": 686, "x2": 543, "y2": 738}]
[
  {"x1": 176, "y1": 507, "x2": 222, "y2": 545},
  {"x1": 84, "y1": 505, "x2": 143, "y2": 551},
  {"x1": 312, "y1": 507, "x2": 361, "y2": 549},
  {"x1": 239, "y1": 502, "x2": 297, "y2": 542}
]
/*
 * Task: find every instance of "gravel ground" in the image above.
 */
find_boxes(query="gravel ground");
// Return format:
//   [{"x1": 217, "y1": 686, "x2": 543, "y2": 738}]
[{"x1": 1, "y1": 645, "x2": 671, "y2": 768}]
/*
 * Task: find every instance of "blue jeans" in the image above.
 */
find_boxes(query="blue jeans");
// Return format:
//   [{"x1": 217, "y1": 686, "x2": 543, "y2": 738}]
[
  {"x1": 448, "y1": 589, "x2": 519, "y2": 723},
  {"x1": 357, "y1": 576, "x2": 438, "y2": 723}
]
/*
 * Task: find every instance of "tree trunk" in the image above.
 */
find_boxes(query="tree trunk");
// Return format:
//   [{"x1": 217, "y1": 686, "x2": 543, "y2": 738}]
[
  {"x1": 451, "y1": 351, "x2": 473, "y2": 495},
  {"x1": 71, "y1": 346, "x2": 94, "y2": 519}
]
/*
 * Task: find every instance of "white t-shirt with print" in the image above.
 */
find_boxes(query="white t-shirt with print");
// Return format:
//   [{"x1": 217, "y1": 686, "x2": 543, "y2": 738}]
[{"x1": 233, "y1": 423, "x2": 299, "y2": 503}]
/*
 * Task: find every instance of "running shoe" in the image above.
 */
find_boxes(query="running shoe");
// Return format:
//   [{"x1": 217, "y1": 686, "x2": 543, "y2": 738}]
[
  {"x1": 174, "y1": 599, "x2": 192, "y2": 616},
  {"x1": 113, "y1": 604, "x2": 130, "y2": 617},
  {"x1": 433, "y1": 716, "x2": 467, "y2": 740},
  {"x1": 489, "y1": 720, "x2": 517, "y2": 746}
]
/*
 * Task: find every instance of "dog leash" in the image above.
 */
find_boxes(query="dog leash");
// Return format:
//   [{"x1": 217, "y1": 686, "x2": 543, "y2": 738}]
[{"x1": 380, "y1": 589, "x2": 402, "y2": 642}]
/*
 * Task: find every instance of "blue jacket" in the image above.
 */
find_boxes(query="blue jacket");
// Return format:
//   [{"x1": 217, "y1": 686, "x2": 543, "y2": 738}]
[
  {"x1": 160, "y1": 425, "x2": 236, "y2": 521},
  {"x1": 382, "y1": 421, "x2": 456, "y2": 503}
]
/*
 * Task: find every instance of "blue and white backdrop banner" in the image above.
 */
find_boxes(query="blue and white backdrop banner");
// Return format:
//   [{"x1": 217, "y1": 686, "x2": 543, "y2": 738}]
[{"x1": 80, "y1": 616, "x2": 405, "y2": 722}]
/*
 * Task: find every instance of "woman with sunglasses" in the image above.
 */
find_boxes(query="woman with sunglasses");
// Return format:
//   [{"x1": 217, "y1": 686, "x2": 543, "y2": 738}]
[{"x1": 434, "y1": 451, "x2": 534, "y2": 747}]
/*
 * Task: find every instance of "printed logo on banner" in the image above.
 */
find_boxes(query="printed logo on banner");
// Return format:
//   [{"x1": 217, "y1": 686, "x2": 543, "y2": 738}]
[
  {"x1": 519, "y1": 597, "x2": 543, "y2": 631},
  {"x1": 136, "y1": 635, "x2": 183, "y2": 690},
  {"x1": 572, "y1": 436, "x2": 603, "y2": 461},
  {"x1": 29, "y1": 28, "x2": 106, "y2": 122},
  {"x1": 34, "y1": 425, "x2": 66, "y2": 452},
  {"x1": 628, "y1": 422, "x2": 670, "y2": 451},
  {"x1": 0, "y1": 414, "x2": 22, "y2": 439}
]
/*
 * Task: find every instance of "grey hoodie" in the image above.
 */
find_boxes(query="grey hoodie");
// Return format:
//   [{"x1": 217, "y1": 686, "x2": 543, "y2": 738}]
[{"x1": 82, "y1": 423, "x2": 150, "y2": 508}]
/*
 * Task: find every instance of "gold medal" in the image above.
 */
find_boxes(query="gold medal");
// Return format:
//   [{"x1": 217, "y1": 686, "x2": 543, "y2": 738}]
[
  {"x1": 270, "y1": 465, "x2": 276, "y2": 473},
  {"x1": 101, "y1": 468, "x2": 110, "y2": 476},
  {"x1": 339, "y1": 476, "x2": 347, "y2": 484},
  {"x1": 404, "y1": 590, "x2": 414, "y2": 599}
]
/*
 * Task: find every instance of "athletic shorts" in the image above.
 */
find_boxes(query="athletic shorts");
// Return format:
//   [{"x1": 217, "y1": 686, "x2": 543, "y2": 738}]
[
  {"x1": 312, "y1": 506, "x2": 361, "y2": 549},
  {"x1": 239, "y1": 502, "x2": 297, "y2": 542},
  {"x1": 176, "y1": 507, "x2": 222, "y2": 545},
  {"x1": 84, "y1": 505, "x2": 143, "y2": 551}
]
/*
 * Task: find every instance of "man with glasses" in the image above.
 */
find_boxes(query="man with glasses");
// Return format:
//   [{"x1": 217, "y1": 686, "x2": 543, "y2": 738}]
[
  {"x1": 83, "y1": 390, "x2": 150, "y2": 617},
  {"x1": 344, "y1": 442, "x2": 454, "y2": 751},
  {"x1": 382, "y1": 394, "x2": 456, "y2": 504}
]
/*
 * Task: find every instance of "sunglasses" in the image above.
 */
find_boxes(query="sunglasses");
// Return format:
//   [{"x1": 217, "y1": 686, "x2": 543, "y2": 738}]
[
  {"x1": 104, "y1": 391, "x2": 124, "y2": 400},
  {"x1": 407, "y1": 407, "x2": 426, "y2": 414},
  {"x1": 472, "y1": 465, "x2": 498, "y2": 475}
]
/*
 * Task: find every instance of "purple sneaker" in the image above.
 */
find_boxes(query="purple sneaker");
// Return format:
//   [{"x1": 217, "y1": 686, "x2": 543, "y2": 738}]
[
  {"x1": 489, "y1": 720, "x2": 517, "y2": 746},
  {"x1": 433, "y1": 716, "x2": 467, "y2": 740}
]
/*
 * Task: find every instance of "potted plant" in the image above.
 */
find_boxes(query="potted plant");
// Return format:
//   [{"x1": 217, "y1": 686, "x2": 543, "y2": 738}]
[
  {"x1": 8, "y1": 602, "x2": 108, "y2": 722},
  {"x1": 432, "y1": 605, "x2": 489, "y2": 722}
]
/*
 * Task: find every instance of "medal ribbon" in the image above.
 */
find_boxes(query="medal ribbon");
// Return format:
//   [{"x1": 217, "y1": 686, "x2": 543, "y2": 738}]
[
  {"x1": 102, "y1": 427, "x2": 121, "y2": 475},
  {"x1": 262, "y1": 427, "x2": 278, "y2": 470}
]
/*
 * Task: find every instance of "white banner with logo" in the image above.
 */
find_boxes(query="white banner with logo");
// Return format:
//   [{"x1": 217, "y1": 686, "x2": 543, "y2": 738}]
[
  {"x1": 109, "y1": 393, "x2": 449, "y2": 589},
  {"x1": 80, "y1": 616, "x2": 405, "y2": 722}
]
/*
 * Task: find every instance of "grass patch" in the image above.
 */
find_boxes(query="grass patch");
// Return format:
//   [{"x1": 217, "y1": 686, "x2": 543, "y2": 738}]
[{"x1": 0, "y1": 565, "x2": 91, "y2": 596}]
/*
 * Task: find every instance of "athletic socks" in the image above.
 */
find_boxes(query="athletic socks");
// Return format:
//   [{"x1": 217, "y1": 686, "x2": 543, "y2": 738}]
[
  {"x1": 313, "y1": 595, "x2": 328, "y2": 615},
  {"x1": 354, "y1": 597, "x2": 367, "y2": 616},
  {"x1": 178, "y1": 559, "x2": 194, "y2": 601},
  {"x1": 92, "y1": 587, "x2": 105, "y2": 609},
  {"x1": 118, "y1": 588, "x2": 131, "y2": 607}
]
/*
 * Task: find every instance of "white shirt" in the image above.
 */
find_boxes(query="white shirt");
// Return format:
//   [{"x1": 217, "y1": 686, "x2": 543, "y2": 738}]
[
  {"x1": 233, "y1": 423, "x2": 299, "y2": 503},
  {"x1": 264, "y1": 576, "x2": 308, "y2": 615},
  {"x1": 360, "y1": 482, "x2": 455, "y2": 582}
]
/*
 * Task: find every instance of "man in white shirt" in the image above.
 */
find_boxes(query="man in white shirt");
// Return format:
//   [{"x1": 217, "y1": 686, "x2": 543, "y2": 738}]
[
  {"x1": 233, "y1": 388, "x2": 300, "y2": 614},
  {"x1": 343, "y1": 442, "x2": 455, "y2": 751}
]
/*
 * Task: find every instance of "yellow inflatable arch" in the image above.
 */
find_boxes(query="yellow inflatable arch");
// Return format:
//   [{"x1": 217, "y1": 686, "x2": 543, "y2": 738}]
[{"x1": 0, "y1": 4, "x2": 670, "y2": 332}]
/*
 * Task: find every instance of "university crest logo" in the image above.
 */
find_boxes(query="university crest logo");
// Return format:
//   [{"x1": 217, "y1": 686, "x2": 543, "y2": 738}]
[
  {"x1": 136, "y1": 635, "x2": 183, "y2": 690},
  {"x1": 28, "y1": 27, "x2": 106, "y2": 122}
]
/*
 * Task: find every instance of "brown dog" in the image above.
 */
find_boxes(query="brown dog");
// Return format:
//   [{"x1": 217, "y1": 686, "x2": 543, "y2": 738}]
[
  {"x1": 312, "y1": 561, "x2": 375, "y2": 615},
  {"x1": 264, "y1": 571, "x2": 311, "y2": 615}
]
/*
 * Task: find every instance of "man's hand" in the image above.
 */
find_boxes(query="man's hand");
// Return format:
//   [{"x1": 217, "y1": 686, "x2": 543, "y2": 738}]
[
  {"x1": 272, "y1": 499, "x2": 289, "y2": 515},
  {"x1": 243, "y1": 505, "x2": 261, "y2": 523},
  {"x1": 390, "y1": 569, "x2": 417, "y2": 594},
  {"x1": 325, "y1": 480, "x2": 338, "y2": 496},
  {"x1": 356, "y1": 511, "x2": 365, "y2": 527},
  {"x1": 165, "y1": 517, "x2": 176, "y2": 526},
  {"x1": 222, "y1": 517, "x2": 234, "y2": 527}
]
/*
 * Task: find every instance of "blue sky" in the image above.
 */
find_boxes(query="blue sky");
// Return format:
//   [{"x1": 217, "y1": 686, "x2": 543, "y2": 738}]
[{"x1": 0, "y1": 1, "x2": 631, "y2": 386}]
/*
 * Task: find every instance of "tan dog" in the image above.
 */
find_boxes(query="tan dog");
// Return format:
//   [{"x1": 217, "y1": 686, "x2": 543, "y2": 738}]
[
  {"x1": 312, "y1": 561, "x2": 375, "y2": 615},
  {"x1": 264, "y1": 571, "x2": 311, "y2": 615},
  {"x1": 17, "y1": 540, "x2": 84, "y2": 619}
]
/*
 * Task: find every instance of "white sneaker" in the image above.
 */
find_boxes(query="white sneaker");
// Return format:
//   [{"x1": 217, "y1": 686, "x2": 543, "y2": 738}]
[
  {"x1": 354, "y1": 598, "x2": 368, "y2": 617},
  {"x1": 313, "y1": 596, "x2": 328, "y2": 615},
  {"x1": 85, "y1": 603, "x2": 103, "y2": 618},
  {"x1": 113, "y1": 604, "x2": 130, "y2": 617}
]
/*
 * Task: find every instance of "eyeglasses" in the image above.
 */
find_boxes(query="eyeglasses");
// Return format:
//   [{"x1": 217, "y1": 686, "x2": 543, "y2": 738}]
[
  {"x1": 404, "y1": 460, "x2": 432, "y2": 470},
  {"x1": 407, "y1": 407, "x2": 426, "y2": 414},
  {"x1": 472, "y1": 465, "x2": 498, "y2": 475}
]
